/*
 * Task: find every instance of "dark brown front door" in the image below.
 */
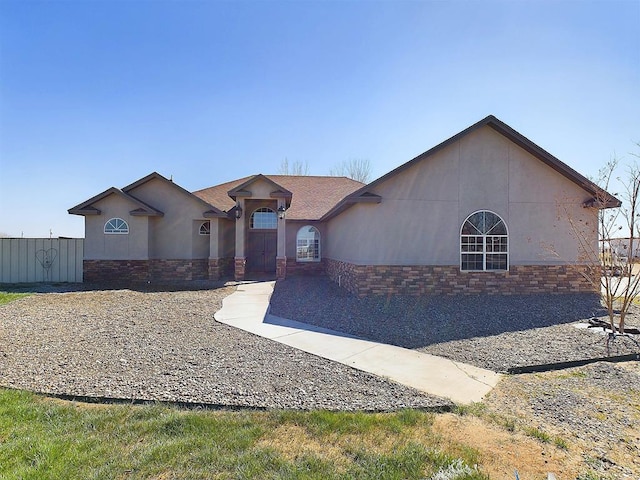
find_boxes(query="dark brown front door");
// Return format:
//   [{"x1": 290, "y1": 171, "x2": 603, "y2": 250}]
[{"x1": 247, "y1": 231, "x2": 277, "y2": 273}]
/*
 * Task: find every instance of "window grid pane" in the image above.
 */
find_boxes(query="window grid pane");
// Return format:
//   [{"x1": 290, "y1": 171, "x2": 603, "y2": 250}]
[
  {"x1": 461, "y1": 254, "x2": 484, "y2": 271},
  {"x1": 486, "y1": 254, "x2": 508, "y2": 270},
  {"x1": 461, "y1": 236, "x2": 483, "y2": 252},
  {"x1": 250, "y1": 208, "x2": 277, "y2": 229},
  {"x1": 486, "y1": 236, "x2": 507, "y2": 252},
  {"x1": 297, "y1": 239, "x2": 319, "y2": 260}
]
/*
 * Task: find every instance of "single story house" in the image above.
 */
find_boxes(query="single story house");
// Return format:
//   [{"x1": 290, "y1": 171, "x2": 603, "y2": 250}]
[{"x1": 69, "y1": 115, "x2": 619, "y2": 295}]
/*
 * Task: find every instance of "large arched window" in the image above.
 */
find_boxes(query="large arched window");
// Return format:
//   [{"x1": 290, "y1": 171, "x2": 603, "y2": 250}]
[
  {"x1": 460, "y1": 211, "x2": 508, "y2": 271},
  {"x1": 250, "y1": 207, "x2": 277, "y2": 229},
  {"x1": 297, "y1": 226, "x2": 321, "y2": 262},
  {"x1": 104, "y1": 218, "x2": 129, "y2": 234}
]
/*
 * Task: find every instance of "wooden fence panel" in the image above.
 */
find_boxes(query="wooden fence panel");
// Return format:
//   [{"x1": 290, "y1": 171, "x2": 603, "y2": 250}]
[{"x1": 0, "y1": 238, "x2": 84, "y2": 283}]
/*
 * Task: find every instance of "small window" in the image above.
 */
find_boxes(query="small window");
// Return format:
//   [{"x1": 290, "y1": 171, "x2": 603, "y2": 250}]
[
  {"x1": 199, "y1": 221, "x2": 211, "y2": 235},
  {"x1": 297, "y1": 225, "x2": 320, "y2": 262},
  {"x1": 104, "y1": 218, "x2": 129, "y2": 234},
  {"x1": 250, "y1": 207, "x2": 277, "y2": 229},
  {"x1": 460, "y1": 211, "x2": 508, "y2": 271}
]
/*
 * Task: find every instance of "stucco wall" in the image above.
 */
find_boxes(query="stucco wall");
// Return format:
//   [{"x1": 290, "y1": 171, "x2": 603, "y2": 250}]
[
  {"x1": 245, "y1": 178, "x2": 278, "y2": 198},
  {"x1": 325, "y1": 126, "x2": 597, "y2": 266},
  {"x1": 127, "y1": 177, "x2": 209, "y2": 260},
  {"x1": 220, "y1": 219, "x2": 236, "y2": 258},
  {"x1": 84, "y1": 194, "x2": 150, "y2": 260}
]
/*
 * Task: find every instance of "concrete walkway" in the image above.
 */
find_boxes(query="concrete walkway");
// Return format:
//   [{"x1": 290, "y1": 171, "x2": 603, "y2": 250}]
[{"x1": 214, "y1": 281, "x2": 501, "y2": 405}]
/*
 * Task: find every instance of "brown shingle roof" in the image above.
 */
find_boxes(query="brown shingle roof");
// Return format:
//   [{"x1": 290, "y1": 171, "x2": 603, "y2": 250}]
[{"x1": 193, "y1": 175, "x2": 364, "y2": 220}]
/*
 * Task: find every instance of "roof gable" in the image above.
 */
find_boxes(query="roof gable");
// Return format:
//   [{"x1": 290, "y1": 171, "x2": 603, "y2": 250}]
[
  {"x1": 68, "y1": 187, "x2": 164, "y2": 217},
  {"x1": 322, "y1": 115, "x2": 620, "y2": 220},
  {"x1": 123, "y1": 172, "x2": 228, "y2": 218},
  {"x1": 227, "y1": 174, "x2": 293, "y2": 203}
]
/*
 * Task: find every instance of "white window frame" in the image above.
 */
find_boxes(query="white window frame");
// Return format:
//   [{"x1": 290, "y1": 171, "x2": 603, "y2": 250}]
[
  {"x1": 250, "y1": 207, "x2": 277, "y2": 230},
  {"x1": 199, "y1": 221, "x2": 211, "y2": 236},
  {"x1": 104, "y1": 218, "x2": 129, "y2": 235},
  {"x1": 460, "y1": 210, "x2": 508, "y2": 271},
  {"x1": 296, "y1": 225, "x2": 321, "y2": 262}
]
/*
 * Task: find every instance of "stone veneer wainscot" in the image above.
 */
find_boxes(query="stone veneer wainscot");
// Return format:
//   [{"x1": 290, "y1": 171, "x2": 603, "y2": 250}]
[
  {"x1": 85, "y1": 259, "x2": 214, "y2": 283},
  {"x1": 325, "y1": 259, "x2": 598, "y2": 297}
]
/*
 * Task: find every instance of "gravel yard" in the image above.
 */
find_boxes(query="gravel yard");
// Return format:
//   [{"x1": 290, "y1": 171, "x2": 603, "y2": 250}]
[
  {"x1": 270, "y1": 276, "x2": 640, "y2": 372},
  {"x1": 486, "y1": 361, "x2": 640, "y2": 477},
  {"x1": 0, "y1": 283, "x2": 446, "y2": 411}
]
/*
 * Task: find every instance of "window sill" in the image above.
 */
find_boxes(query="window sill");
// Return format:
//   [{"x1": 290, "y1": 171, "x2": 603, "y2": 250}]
[{"x1": 460, "y1": 269, "x2": 509, "y2": 273}]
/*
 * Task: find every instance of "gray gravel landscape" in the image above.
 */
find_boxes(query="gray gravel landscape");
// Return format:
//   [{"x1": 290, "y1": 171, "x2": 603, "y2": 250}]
[
  {"x1": 270, "y1": 276, "x2": 640, "y2": 372},
  {"x1": 0, "y1": 283, "x2": 447, "y2": 411}
]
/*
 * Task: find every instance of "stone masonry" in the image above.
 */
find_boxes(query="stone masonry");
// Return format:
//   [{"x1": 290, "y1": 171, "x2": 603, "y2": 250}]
[
  {"x1": 84, "y1": 259, "x2": 210, "y2": 284},
  {"x1": 325, "y1": 258, "x2": 598, "y2": 297},
  {"x1": 234, "y1": 257, "x2": 246, "y2": 281},
  {"x1": 208, "y1": 257, "x2": 234, "y2": 280}
]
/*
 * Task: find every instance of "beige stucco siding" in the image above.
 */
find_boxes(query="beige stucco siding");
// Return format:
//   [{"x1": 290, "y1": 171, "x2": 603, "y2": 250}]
[
  {"x1": 458, "y1": 128, "x2": 510, "y2": 215},
  {"x1": 326, "y1": 201, "x2": 459, "y2": 265},
  {"x1": 208, "y1": 218, "x2": 235, "y2": 259},
  {"x1": 84, "y1": 195, "x2": 150, "y2": 260},
  {"x1": 506, "y1": 132, "x2": 598, "y2": 264},
  {"x1": 326, "y1": 126, "x2": 597, "y2": 266},
  {"x1": 220, "y1": 219, "x2": 235, "y2": 258},
  {"x1": 127, "y1": 178, "x2": 210, "y2": 260},
  {"x1": 246, "y1": 178, "x2": 277, "y2": 198}
]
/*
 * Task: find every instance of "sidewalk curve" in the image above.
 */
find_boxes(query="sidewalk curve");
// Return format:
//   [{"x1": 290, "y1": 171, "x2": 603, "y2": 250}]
[{"x1": 214, "y1": 281, "x2": 501, "y2": 405}]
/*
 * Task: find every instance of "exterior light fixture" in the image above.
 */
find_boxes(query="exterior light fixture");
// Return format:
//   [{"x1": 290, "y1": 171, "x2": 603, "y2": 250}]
[
  {"x1": 278, "y1": 205, "x2": 286, "y2": 220},
  {"x1": 235, "y1": 203, "x2": 243, "y2": 219}
]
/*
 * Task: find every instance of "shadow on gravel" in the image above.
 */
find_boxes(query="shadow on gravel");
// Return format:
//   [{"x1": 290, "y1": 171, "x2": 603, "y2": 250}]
[{"x1": 269, "y1": 276, "x2": 607, "y2": 348}]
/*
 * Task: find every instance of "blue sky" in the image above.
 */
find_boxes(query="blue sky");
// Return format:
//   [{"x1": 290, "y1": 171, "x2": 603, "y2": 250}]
[{"x1": 1, "y1": 0, "x2": 638, "y2": 238}]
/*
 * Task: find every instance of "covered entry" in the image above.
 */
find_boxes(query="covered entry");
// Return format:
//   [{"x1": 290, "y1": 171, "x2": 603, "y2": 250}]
[
  {"x1": 228, "y1": 175, "x2": 292, "y2": 281},
  {"x1": 246, "y1": 206, "x2": 277, "y2": 274}
]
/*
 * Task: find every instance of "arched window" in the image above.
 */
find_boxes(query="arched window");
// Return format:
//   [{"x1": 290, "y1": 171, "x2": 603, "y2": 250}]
[
  {"x1": 460, "y1": 211, "x2": 508, "y2": 271},
  {"x1": 104, "y1": 218, "x2": 129, "y2": 234},
  {"x1": 297, "y1": 226, "x2": 321, "y2": 262},
  {"x1": 199, "y1": 221, "x2": 211, "y2": 235},
  {"x1": 250, "y1": 207, "x2": 277, "y2": 229}
]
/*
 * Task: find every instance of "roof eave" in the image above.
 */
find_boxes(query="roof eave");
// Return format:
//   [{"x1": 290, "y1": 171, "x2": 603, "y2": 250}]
[
  {"x1": 68, "y1": 207, "x2": 101, "y2": 216},
  {"x1": 204, "y1": 209, "x2": 230, "y2": 219},
  {"x1": 320, "y1": 193, "x2": 382, "y2": 221},
  {"x1": 582, "y1": 198, "x2": 622, "y2": 209},
  {"x1": 228, "y1": 190, "x2": 252, "y2": 200},
  {"x1": 130, "y1": 208, "x2": 164, "y2": 217}
]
